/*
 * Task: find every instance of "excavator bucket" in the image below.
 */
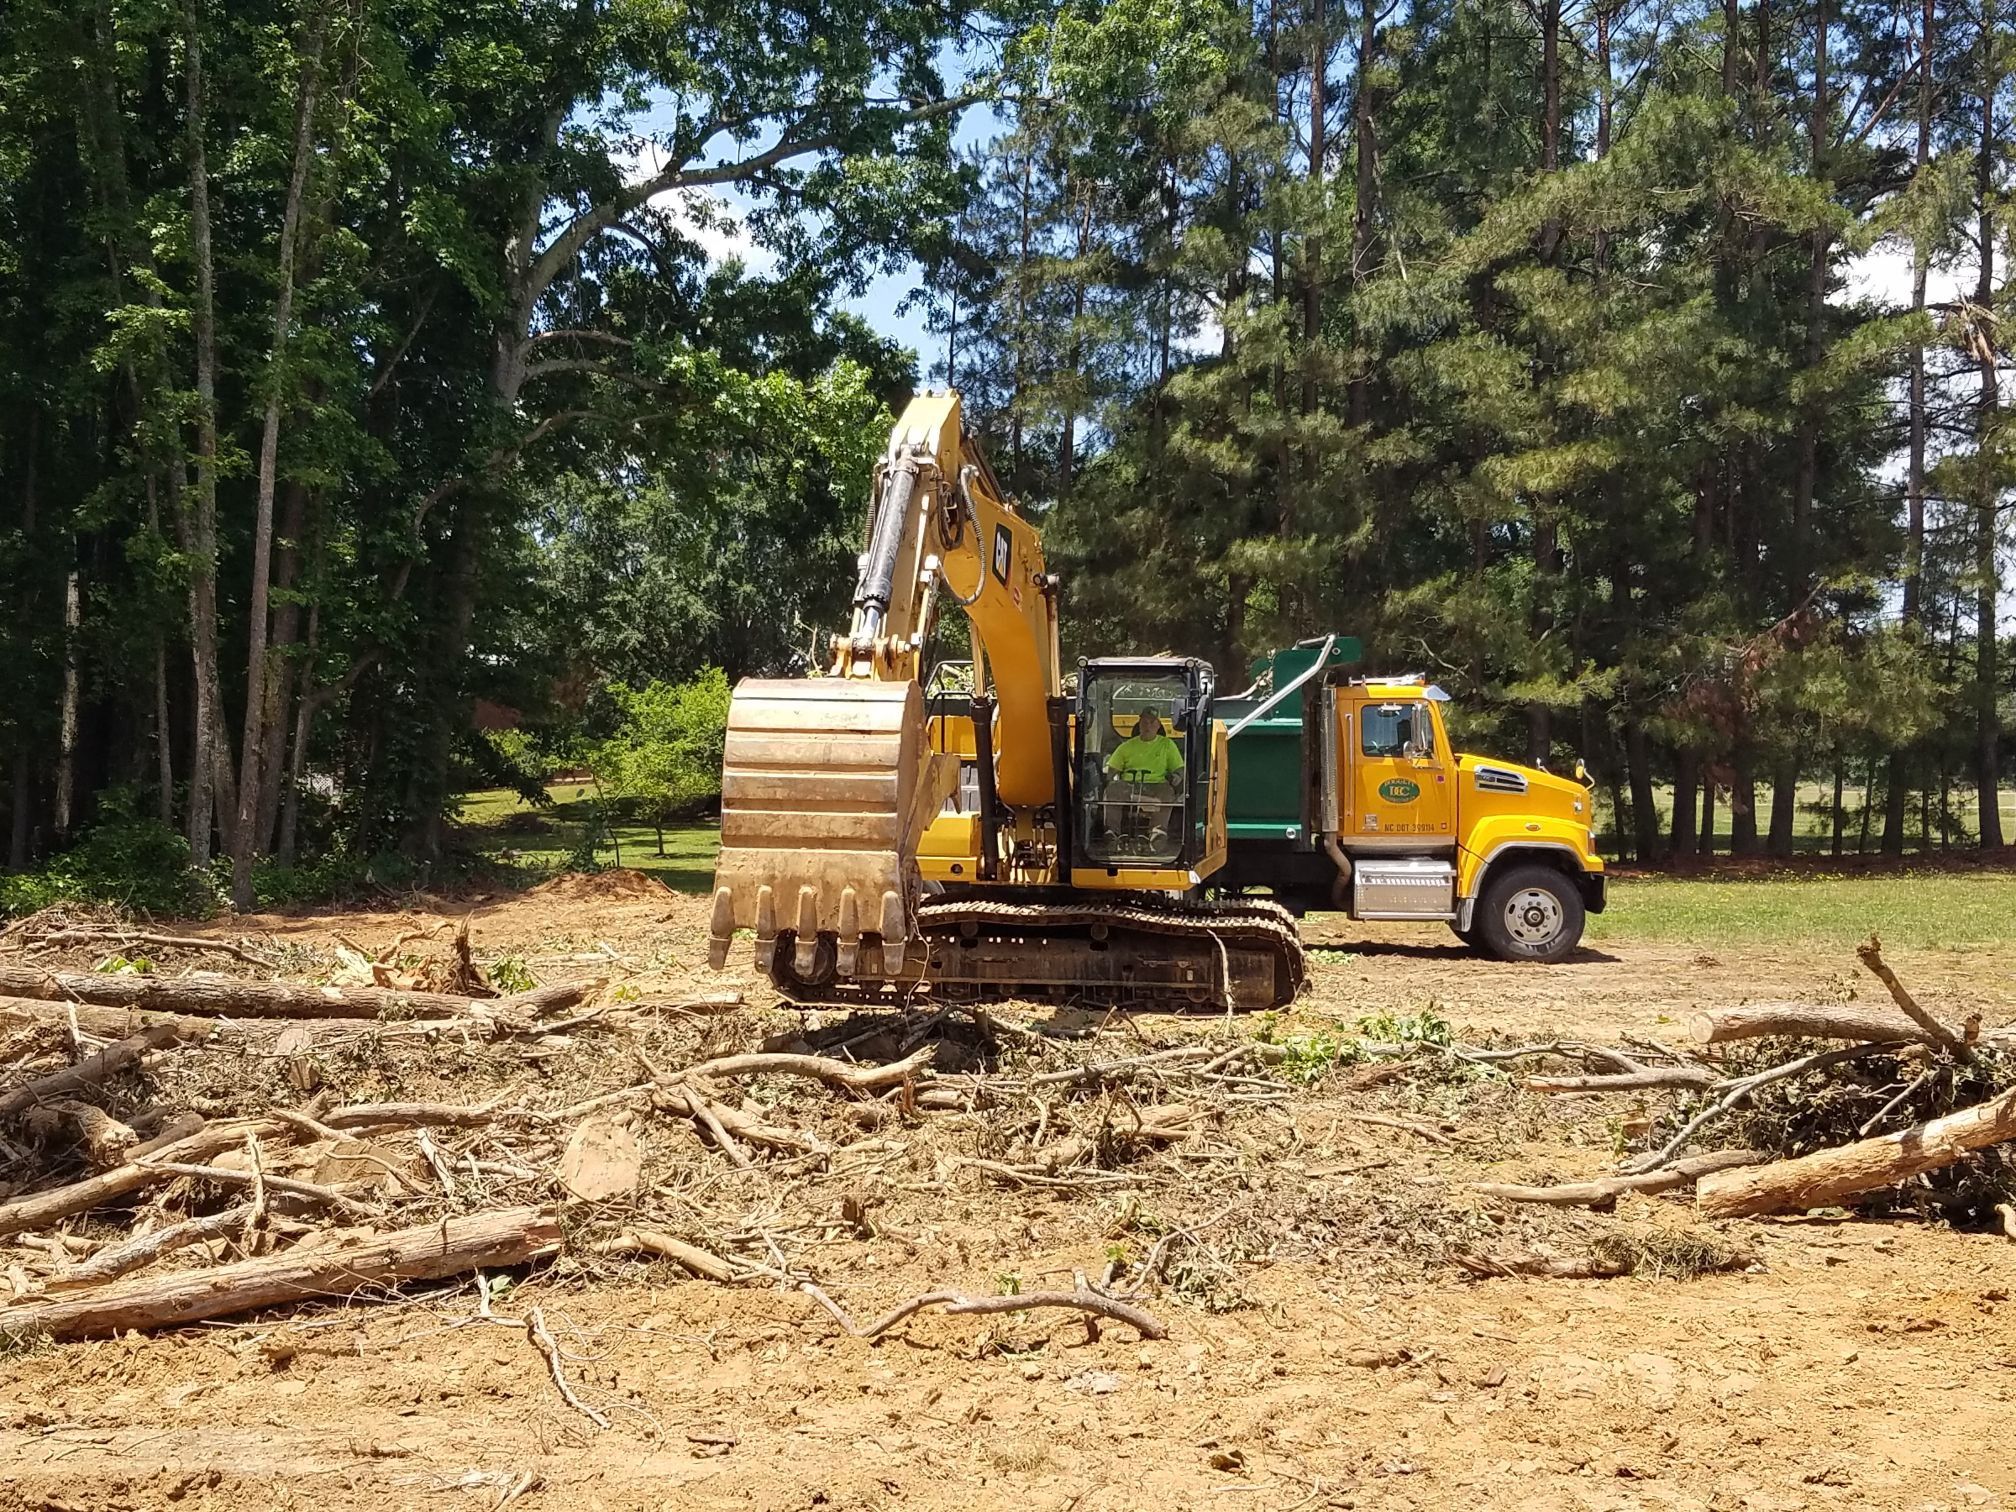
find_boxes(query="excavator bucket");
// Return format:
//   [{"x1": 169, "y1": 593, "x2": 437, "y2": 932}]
[{"x1": 707, "y1": 677, "x2": 957, "y2": 982}]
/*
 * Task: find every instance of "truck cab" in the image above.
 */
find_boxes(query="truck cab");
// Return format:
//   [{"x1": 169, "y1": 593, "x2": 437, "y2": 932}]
[{"x1": 1218, "y1": 639, "x2": 1605, "y2": 962}]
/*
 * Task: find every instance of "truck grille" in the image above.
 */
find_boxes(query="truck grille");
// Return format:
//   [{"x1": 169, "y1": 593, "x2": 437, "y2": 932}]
[{"x1": 1473, "y1": 764, "x2": 1529, "y2": 795}]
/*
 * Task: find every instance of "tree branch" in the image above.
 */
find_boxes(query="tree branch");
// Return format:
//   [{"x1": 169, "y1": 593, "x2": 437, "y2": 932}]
[{"x1": 522, "y1": 95, "x2": 976, "y2": 302}]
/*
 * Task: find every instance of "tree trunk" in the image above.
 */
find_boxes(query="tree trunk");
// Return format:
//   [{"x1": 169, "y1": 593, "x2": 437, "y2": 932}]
[
  {"x1": 0, "y1": 1206, "x2": 562, "y2": 1341},
  {"x1": 1670, "y1": 746, "x2": 1699, "y2": 857},
  {"x1": 255, "y1": 481, "x2": 312, "y2": 854},
  {"x1": 1972, "y1": 4, "x2": 2003, "y2": 849},
  {"x1": 1767, "y1": 756, "x2": 1797, "y2": 856},
  {"x1": 1831, "y1": 752, "x2": 1844, "y2": 856},
  {"x1": 0, "y1": 962, "x2": 595, "y2": 1022},
  {"x1": 1057, "y1": 198, "x2": 1091, "y2": 498},
  {"x1": 1858, "y1": 756, "x2": 1877, "y2": 851},
  {"x1": 1525, "y1": 0, "x2": 1564, "y2": 767},
  {"x1": 1689, "y1": 1001, "x2": 1962, "y2": 1047},
  {"x1": 1730, "y1": 749, "x2": 1758, "y2": 854},
  {"x1": 1787, "y1": 0, "x2": 1828, "y2": 603},
  {"x1": 1885, "y1": 0, "x2": 1936, "y2": 855},
  {"x1": 181, "y1": 0, "x2": 225, "y2": 868},
  {"x1": 1625, "y1": 722, "x2": 1660, "y2": 860},
  {"x1": 230, "y1": 19, "x2": 327, "y2": 908},
  {"x1": 1301, "y1": 0, "x2": 1324, "y2": 416},
  {"x1": 1346, "y1": 0, "x2": 1376, "y2": 427},
  {"x1": 149, "y1": 635, "x2": 173, "y2": 824},
  {"x1": 52, "y1": 570, "x2": 82, "y2": 839},
  {"x1": 277, "y1": 595, "x2": 321, "y2": 864},
  {"x1": 1699, "y1": 773, "x2": 1718, "y2": 855}
]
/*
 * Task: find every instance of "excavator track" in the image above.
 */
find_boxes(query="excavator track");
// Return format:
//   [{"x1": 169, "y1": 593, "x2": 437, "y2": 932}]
[{"x1": 767, "y1": 893, "x2": 1306, "y2": 1012}]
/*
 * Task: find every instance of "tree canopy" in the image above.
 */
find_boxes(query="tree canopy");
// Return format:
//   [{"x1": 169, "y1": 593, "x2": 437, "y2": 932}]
[{"x1": 0, "y1": 0, "x2": 2011, "y2": 900}]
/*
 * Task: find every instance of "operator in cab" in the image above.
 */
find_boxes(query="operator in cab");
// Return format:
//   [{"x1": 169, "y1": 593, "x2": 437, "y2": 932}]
[{"x1": 1105, "y1": 709, "x2": 1185, "y2": 847}]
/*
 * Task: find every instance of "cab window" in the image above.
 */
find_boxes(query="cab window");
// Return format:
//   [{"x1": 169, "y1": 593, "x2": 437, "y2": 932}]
[
  {"x1": 1079, "y1": 673, "x2": 1189, "y2": 866},
  {"x1": 1362, "y1": 703, "x2": 1432, "y2": 758}
]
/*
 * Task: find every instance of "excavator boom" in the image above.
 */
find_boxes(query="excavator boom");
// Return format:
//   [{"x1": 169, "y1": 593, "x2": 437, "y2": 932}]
[{"x1": 707, "y1": 394, "x2": 1059, "y2": 982}]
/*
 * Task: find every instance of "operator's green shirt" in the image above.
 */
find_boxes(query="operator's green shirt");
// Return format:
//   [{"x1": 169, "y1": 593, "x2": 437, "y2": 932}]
[{"x1": 1105, "y1": 733, "x2": 1184, "y2": 784}]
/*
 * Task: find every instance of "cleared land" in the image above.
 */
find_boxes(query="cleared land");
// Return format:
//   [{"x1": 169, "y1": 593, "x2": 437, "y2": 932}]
[{"x1": 2, "y1": 861, "x2": 2014, "y2": 1511}]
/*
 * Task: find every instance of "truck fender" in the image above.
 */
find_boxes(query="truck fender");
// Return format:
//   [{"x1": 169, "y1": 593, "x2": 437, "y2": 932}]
[{"x1": 1456, "y1": 829, "x2": 1605, "y2": 926}]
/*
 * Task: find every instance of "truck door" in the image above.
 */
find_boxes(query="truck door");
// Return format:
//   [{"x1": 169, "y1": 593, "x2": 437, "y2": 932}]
[{"x1": 1346, "y1": 698, "x2": 1454, "y2": 845}]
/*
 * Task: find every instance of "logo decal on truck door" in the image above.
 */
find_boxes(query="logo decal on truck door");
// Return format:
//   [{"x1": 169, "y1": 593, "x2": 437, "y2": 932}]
[{"x1": 1378, "y1": 778, "x2": 1421, "y2": 804}]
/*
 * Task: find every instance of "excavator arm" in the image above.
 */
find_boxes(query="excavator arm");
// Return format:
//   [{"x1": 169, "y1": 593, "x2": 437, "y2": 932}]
[{"x1": 706, "y1": 393, "x2": 1059, "y2": 981}]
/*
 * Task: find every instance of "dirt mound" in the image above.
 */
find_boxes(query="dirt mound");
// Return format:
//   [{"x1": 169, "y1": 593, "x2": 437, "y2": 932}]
[{"x1": 524, "y1": 867, "x2": 672, "y2": 902}]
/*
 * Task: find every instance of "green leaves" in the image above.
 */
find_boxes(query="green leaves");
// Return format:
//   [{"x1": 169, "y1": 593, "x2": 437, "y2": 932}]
[{"x1": 590, "y1": 668, "x2": 733, "y2": 824}]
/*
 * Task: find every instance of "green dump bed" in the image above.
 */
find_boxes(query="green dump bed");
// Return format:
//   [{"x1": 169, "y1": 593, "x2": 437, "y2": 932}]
[{"x1": 1214, "y1": 635, "x2": 1360, "y2": 846}]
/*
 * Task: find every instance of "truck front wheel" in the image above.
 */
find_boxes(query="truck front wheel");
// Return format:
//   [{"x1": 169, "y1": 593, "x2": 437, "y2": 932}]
[{"x1": 1475, "y1": 865, "x2": 1585, "y2": 963}]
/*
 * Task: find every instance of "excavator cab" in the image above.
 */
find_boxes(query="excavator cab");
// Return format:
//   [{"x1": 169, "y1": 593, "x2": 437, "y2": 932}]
[{"x1": 1074, "y1": 658, "x2": 1216, "y2": 872}]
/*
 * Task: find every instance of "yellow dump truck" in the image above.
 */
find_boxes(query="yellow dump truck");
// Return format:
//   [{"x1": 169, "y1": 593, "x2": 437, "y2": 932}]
[{"x1": 1215, "y1": 638, "x2": 1606, "y2": 961}]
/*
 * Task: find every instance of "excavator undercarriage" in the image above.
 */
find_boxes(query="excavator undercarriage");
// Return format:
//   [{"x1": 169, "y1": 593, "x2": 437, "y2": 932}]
[{"x1": 764, "y1": 893, "x2": 1307, "y2": 1012}]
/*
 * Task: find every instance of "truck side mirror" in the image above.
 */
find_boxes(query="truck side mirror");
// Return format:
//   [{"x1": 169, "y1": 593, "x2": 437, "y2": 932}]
[{"x1": 1404, "y1": 703, "x2": 1434, "y2": 760}]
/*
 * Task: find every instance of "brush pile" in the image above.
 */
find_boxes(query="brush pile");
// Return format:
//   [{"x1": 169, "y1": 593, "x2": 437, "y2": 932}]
[
  {"x1": 1476, "y1": 934, "x2": 2016, "y2": 1231},
  {"x1": 3, "y1": 904, "x2": 1507, "y2": 1373}
]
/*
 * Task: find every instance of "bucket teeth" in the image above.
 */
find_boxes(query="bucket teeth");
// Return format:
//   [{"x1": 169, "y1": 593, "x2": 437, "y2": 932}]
[
  {"x1": 707, "y1": 886, "x2": 735, "y2": 970},
  {"x1": 879, "y1": 890, "x2": 906, "y2": 944}
]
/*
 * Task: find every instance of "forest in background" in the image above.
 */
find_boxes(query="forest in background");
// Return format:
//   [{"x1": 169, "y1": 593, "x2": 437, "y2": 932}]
[{"x1": 0, "y1": 0, "x2": 2011, "y2": 913}]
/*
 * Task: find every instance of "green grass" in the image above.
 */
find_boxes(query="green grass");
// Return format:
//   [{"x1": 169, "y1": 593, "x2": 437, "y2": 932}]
[
  {"x1": 454, "y1": 784, "x2": 720, "y2": 894},
  {"x1": 454, "y1": 785, "x2": 2016, "y2": 951},
  {"x1": 1594, "y1": 779, "x2": 2016, "y2": 856},
  {"x1": 1589, "y1": 868, "x2": 2016, "y2": 949}
]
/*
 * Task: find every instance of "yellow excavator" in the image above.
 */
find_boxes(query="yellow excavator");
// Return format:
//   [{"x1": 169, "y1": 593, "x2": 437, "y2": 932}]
[
  {"x1": 707, "y1": 391, "x2": 1607, "y2": 1011},
  {"x1": 705, "y1": 391, "x2": 1307, "y2": 1009}
]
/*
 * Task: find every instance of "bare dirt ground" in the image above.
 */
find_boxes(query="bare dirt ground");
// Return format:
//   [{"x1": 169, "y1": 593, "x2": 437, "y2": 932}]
[{"x1": 3, "y1": 877, "x2": 2014, "y2": 1512}]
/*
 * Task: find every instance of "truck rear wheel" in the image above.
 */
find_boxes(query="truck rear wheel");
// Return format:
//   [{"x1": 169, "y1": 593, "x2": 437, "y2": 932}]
[{"x1": 1475, "y1": 864, "x2": 1584, "y2": 964}]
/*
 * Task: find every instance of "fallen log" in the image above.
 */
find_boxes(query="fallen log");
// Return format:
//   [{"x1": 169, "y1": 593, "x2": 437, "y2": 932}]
[
  {"x1": 1689, "y1": 1003, "x2": 1947, "y2": 1048},
  {"x1": 323, "y1": 1099, "x2": 503, "y2": 1130},
  {"x1": 0, "y1": 1204, "x2": 562, "y2": 1340},
  {"x1": 0, "y1": 964, "x2": 596, "y2": 1024},
  {"x1": 1, "y1": 997, "x2": 225, "y2": 1045},
  {"x1": 0, "y1": 1118, "x2": 282, "y2": 1239},
  {"x1": 1697, "y1": 1086, "x2": 2016, "y2": 1219},
  {"x1": 1526, "y1": 1066, "x2": 1720, "y2": 1094},
  {"x1": 1474, "y1": 1149, "x2": 1764, "y2": 1209},
  {"x1": 23, "y1": 1101, "x2": 138, "y2": 1166},
  {"x1": 0, "y1": 1022, "x2": 203, "y2": 1119}
]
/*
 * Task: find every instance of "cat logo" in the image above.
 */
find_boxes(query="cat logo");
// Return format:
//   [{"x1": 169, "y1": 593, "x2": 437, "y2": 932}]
[{"x1": 1378, "y1": 778, "x2": 1421, "y2": 804}]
